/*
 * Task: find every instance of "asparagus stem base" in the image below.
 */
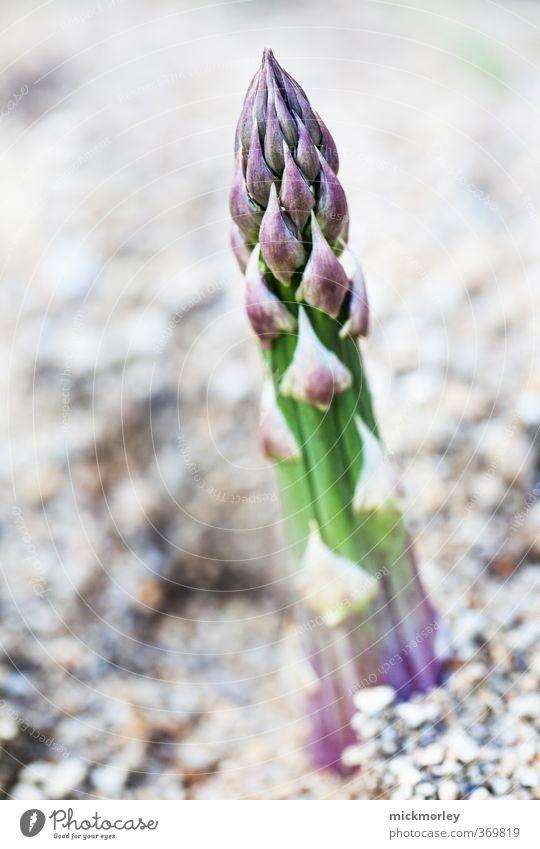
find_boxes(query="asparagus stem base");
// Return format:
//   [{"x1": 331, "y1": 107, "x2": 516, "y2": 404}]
[{"x1": 299, "y1": 558, "x2": 448, "y2": 771}]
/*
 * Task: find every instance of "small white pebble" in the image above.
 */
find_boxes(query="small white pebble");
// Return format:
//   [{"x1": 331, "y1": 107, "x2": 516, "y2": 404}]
[
  {"x1": 91, "y1": 764, "x2": 129, "y2": 796},
  {"x1": 433, "y1": 758, "x2": 460, "y2": 776},
  {"x1": 518, "y1": 768, "x2": 540, "y2": 788},
  {"x1": 350, "y1": 714, "x2": 380, "y2": 739},
  {"x1": 438, "y1": 779, "x2": 459, "y2": 800},
  {"x1": 469, "y1": 787, "x2": 492, "y2": 800},
  {"x1": 391, "y1": 784, "x2": 414, "y2": 800},
  {"x1": 395, "y1": 701, "x2": 440, "y2": 729},
  {"x1": 509, "y1": 694, "x2": 540, "y2": 719},
  {"x1": 516, "y1": 742, "x2": 536, "y2": 764},
  {"x1": 19, "y1": 761, "x2": 52, "y2": 785},
  {"x1": 519, "y1": 673, "x2": 538, "y2": 694},
  {"x1": 450, "y1": 662, "x2": 488, "y2": 690},
  {"x1": 415, "y1": 743, "x2": 445, "y2": 767},
  {"x1": 388, "y1": 758, "x2": 422, "y2": 786},
  {"x1": 44, "y1": 758, "x2": 86, "y2": 798},
  {"x1": 10, "y1": 783, "x2": 44, "y2": 800},
  {"x1": 446, "y1": 731, "x2": 479, "y2": 764},
  {"x1": 0, "y1": 716, "x2": 18, "y2": 740},
  {"x1": 499, "y1": 717, "x2": 519, "y2": 745},
  {"x1": 341, "y1": 745, "x2": 365, "y2": 768},
  {"x1": 516, "y1": 392, "x2": 540, "y2": 426},
  {"x1": 416, "y1": 781, "x2": 437, "y2": 798},
  {"x1": 499, "y1": 751, "x2": 518, "y2": 775},
  {"x1": 353, "y1": 686, "x2": 395, "y2": 716},
  {"x1": 507, "y1": 623, "x2": 540, "y2": 651},
  {"x1": 452, "y1": 610, "x2": 487, "y2": 650},
  {"x1": 490, "y1": 776, "x2": 511, "y2": 796}
]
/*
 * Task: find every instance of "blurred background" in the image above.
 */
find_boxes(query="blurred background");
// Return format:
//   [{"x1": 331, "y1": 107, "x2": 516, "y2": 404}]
[{"x1": 1, "y1": 0, "x2": 540, "y2": 800}]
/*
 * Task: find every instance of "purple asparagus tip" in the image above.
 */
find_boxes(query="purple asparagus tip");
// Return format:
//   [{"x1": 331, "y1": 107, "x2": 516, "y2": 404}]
[{"x1": 230, "y1": 49, "x2": 450, "y2": 777}]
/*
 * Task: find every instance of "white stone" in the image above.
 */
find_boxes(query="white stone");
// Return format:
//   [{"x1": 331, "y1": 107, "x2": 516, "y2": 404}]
[
  {"x1": 341, "y1": 745, "x2": 366, "y2": 768},
  {"x1": 452, "y1": 610, "x2": 487, "y2": 651},
  {"x1": 438, "y1": 780, "x2": 459, "y2": 800},
  {"x1": 518, "y1": 768, "x2": 540, "y2": 788},
  {"x1": 499, "y1": 751, "x2": 519, "y2": 776},
  {"x1": 43, "y1": 236, "x2": 100, "y2": 299},
  {"x1": 19, "y1": 761, "x2": 52, "y2": 785},
  {"x1": 415, "y1": 781, "x2": 437, "y2": 798},
  {"x1": 445, "y1": 731, "x2": 479, "y2": 764},
  {"x1": 469, "y1": 787, "x2": 492, "y2": 800},
  {"x1": 353, "y1": 685, "x2": 395, "y2": 716},
  {"x1": 388, "y1": 757, "x2": 422, "y2": 786},
  {"x1": 490, "y1": 776, "x2": 511, "y2": 795},
  {"x1": 395, "y1": 701, "x2": 440, "y2": 729},
  {"x1": 509, "y1": 694, "x2": 540, "y2": 719},
  {"x1": 350, "y1": 714, "x2": 380, "y2": 738},
  {"x1": 91, "y1": 764, "x2": 128, "y2": 796},
  {"x1": 434, "y1": 758, "x2": 460, "y2": 776},
  {"x1": 415, "y1": 743, "x2": 445, "y2": 767},
  {"x1": 516, "y1": 392, "x2": 540, "y2": 427},
  {"x1": 0, "y1": 715, "x2": 18, "y2": 740},
  {"x1": 516, "y1": 742, "x2": 537, "y2": 764},
  {"x1": 390, "y1": 784, "x2": 414, "y2": 800},
  {"x1": 450, "y1": 662, "x2": 488, "y2": 689},
  {"x1": 507, "y1": 622, "x2": 540, "y2": 652},
  {"x1": 11, "y1": 783, "x2": 44, "y2": 800},
  {"x1": 44, "y1": 758, "x2": 86, "y2": 798}
]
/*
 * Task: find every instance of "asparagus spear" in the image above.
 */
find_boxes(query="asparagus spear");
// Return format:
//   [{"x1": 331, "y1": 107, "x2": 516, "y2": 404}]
[{"x1": 230, "y1": 49, "x2": 449, "y2": 773}]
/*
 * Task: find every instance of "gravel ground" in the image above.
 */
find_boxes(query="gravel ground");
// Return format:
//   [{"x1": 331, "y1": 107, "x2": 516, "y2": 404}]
[{"x1": 1, "y1": 0, "x2": 539, "y2": 799}]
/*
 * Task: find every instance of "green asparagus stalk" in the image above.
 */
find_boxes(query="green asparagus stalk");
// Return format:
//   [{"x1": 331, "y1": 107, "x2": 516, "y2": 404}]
[{"x1": 230, "y1": 49, "x2": 449, "y2": 773}]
